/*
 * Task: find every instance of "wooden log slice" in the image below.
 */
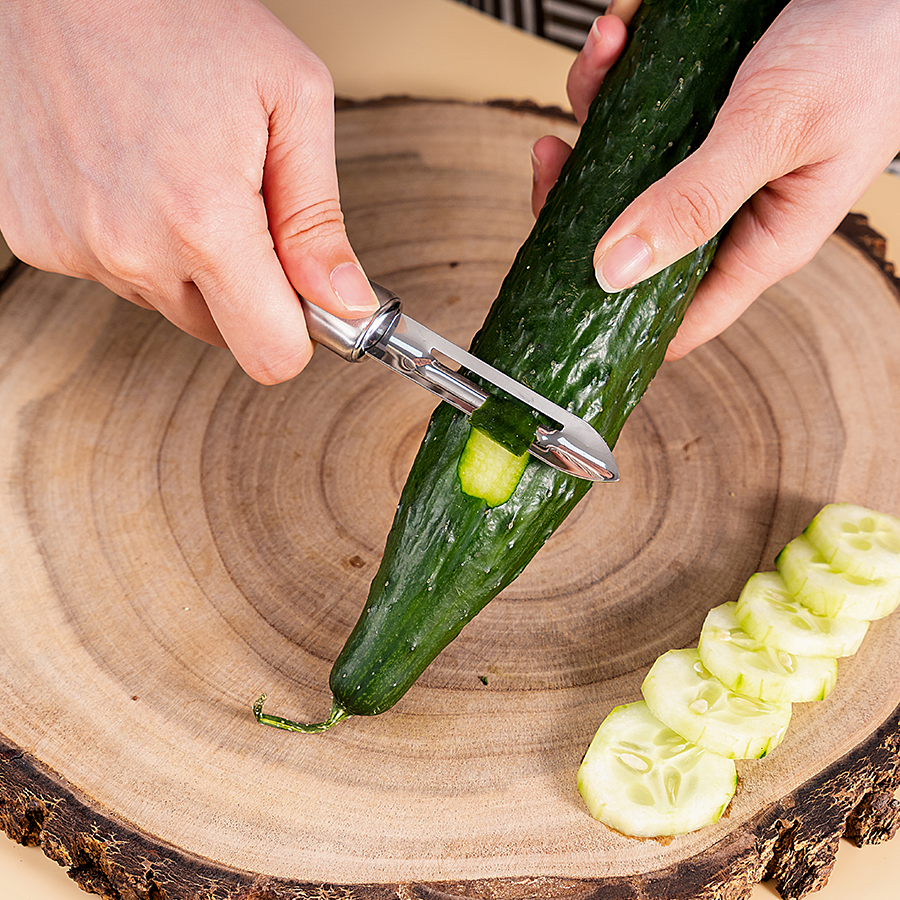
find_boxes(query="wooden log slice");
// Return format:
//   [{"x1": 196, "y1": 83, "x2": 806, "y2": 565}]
[{"x1": 1, "y1": 100, "x2": 899, "y2": 900}]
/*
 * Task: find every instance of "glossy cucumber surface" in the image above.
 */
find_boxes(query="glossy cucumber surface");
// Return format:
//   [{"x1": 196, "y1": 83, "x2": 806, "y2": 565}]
[{"x1": 278, "y1": 0, "x2": 791, "y2": 726}]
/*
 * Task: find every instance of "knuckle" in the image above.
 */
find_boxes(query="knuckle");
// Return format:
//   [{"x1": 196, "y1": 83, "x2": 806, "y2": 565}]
[
  {"x1": 2, "y1": 217, "x2": 87, "y2": 279},
  {"x1": 723, "y1": 72, "x2": 834, "y2": 169},
  {"x1": 162, "y1": 187, "x2": 244, "y2": 279},
  {"x1": 277, "y1": 197, "x2": 346, "y2": 251},
  {"x1": 73, "y1": 198, "x2": 162, "y2": 289},
  {"x1": 664, "y1": 181, "x2": 724, "y2": 247},
  {"x1": 301, "y1": 55, "x2": 335, "y2": 104},
  {"x1": 87, "y1": 229, "x2": 157, "y2": 292},
  {"x1": 53, "y1": 235, "x2": 92, "y2": 279},
  {"x1": 274, "y1": 54, "x2": 335, "y2": 126},
  {"x1": 760, "y1": 101, "x2": 821, "y2": 162},
  {"x1": 243, "y1": 343, "x2": 313, "y2": 386}
]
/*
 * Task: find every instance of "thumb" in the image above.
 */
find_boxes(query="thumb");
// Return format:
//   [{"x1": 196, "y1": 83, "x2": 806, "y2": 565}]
[
  {"x1": 262, "y1": 64, "x2": 378, "y2": 319},
  {"x1": 592, "y1": 134, "x2": 764, "y2": 295}
]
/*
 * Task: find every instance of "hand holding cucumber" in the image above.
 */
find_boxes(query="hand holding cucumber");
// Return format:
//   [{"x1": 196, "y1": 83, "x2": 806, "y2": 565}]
[{"x1": 534, "y1": 0, "x2": 900, "y2": 361}]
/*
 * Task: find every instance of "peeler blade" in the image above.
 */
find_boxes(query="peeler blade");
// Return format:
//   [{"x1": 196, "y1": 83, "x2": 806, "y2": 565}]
[{"x1": 300, "y1": 285, "x2": 619, "y2": 483}]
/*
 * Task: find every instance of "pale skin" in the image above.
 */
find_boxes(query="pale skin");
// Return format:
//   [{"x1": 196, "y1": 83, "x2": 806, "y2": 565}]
[
  {"x1": 0, "y1": 0, "x2": 379, "y2": 385},
  {"x1": 533, "y1": 0, "x2": 900, "y2": 360},
  {"x1": 1, "y1": 1, "x2": 899, "y2": 385}
]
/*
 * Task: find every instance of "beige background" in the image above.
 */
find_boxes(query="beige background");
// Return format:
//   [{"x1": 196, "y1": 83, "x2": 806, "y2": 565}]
[{"x1": 2, "y1": 0, "x2": 899, "y2": 897}]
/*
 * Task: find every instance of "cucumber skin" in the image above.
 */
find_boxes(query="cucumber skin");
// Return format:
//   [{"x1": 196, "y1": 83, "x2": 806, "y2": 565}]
[{"x1": 329, "y1": 0, "x2": 790, "y2": 718}]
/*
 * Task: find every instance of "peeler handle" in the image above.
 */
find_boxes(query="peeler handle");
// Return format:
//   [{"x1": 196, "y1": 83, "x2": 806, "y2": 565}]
[{"x1": 300, "y1": 282, "x2": 403, "y2": 362}]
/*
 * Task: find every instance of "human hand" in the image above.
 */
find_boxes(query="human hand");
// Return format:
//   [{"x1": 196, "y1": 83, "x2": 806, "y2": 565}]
[
  {"x1": 532, "y1": 0, "x2": 900, "y2": 360},
  {"x1": 0, "y1": 0, "x2": 377, "y2": 384}
]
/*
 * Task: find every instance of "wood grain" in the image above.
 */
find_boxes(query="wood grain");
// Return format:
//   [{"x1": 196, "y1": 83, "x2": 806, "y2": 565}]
[{"x1": 1, "y1": 101, "x2": 899, "y2": 900}]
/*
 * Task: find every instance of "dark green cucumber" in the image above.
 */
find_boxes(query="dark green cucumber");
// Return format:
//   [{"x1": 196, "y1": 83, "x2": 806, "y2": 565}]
[{"x1": 255, "y1": 0, "x2": 789, "y2": 730}]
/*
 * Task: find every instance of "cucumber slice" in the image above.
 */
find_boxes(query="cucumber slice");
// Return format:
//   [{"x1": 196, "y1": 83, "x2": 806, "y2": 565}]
[
  {"x1": 642, "y1": 648, "x2": 792, "y2": 759},
  {"x1": 577, "y1": 701, "x2": 736, "y2": 837},
  {"x1": 735, "y1": 571, "x2": 868, "y2": 658},
  {"x1": 698, "y1": 603, "x2": 838, "y2": 703},
  {"x1": 776, "y1": 535, "x2": 900, "y2": 621},
  {"x1": 457, "y1": 427, "x2": 528, "y2": 507},
  {"x1": 804, "y1": 503, "x2": 900, "y2": 581}
]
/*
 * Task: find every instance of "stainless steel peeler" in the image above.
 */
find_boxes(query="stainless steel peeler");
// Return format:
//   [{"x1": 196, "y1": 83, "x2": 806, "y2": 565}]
[{"x1": 301, "y1": 282, "x2": 619, "y2": 482}]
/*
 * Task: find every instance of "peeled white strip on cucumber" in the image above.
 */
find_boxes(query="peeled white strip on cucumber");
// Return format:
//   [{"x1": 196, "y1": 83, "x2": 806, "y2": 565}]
[
  {"x1": 777, "y1": 534, "x2": 900, "y2": 621},
  {"x1": 642, "y1": 648, "x2": 792, "y2": 759},
  {"x1": 457, "y1": 427, "x2": 528, "y2": 507},
  {"x1": 735, "y1": 571, "x2": 869, "y2": 658},
  {"x1": 698, "y1": 603, "x2": 838, "y2": 703},
  {"x1": 804, "y1": 503, "x2": 900, "y2": 581},
  {"x1": 577, "y1": 700, "x2": 736, "y2": 837}
]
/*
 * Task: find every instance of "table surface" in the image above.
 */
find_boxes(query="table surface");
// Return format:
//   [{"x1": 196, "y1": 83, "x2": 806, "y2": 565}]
[{"x1": 2, "y1": 1, "x2": 899, "y2": 897}]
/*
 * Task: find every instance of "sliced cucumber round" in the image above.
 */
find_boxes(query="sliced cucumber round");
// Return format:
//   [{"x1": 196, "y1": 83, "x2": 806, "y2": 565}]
[
  {"x1": 804, "y1": 503, "x2": 900, "y2": 581},
  {"x1": 777, "y1": 535, "x2": 900, "y2": 621},
  {"x1": 642, "y1": 648, "x2": 791, "y2": 759},
  {"x1": 698, "y1": 603, "x2": 838, "y2": 703},
  {"x1": 577, "y1": 701, "x2": 736, "y2": 837},
  {"x1": 735, "y1": 571, "x2": 868, "y2": 658}
]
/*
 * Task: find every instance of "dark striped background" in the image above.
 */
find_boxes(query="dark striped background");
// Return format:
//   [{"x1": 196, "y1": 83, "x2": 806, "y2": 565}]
[{"x1": 456, "y1": 0, "x2": 611, "y2": 49}]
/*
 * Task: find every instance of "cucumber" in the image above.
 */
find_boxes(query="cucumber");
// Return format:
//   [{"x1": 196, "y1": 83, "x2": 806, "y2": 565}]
[
  {"x1": 255, "y1": 0, "x2": 791, "y2": 731},
  {"x1": 457, "y1": 427, "x2": 529, "y2": 507},
  {"x1": 803, "y1": 503, "x2": 900, "y2": 581},
  {"x1": 585, "y1": 503, "x2": 900, "y2": 837},
  {"x1": 734, "y1": 571, "x2": 868, "y2": 658},
  {"x1": 577, "y1": 700, "x2": 737, "y2": 837},
  {"x1": 776, "y1": 535, "x2": 900, "y2": 621},
  {"x1": 698, "y1": 603, "x2": 837, "y2": 703},
  {"x1": 641, "y1": 648, "x2": 792, "y2": 759}
]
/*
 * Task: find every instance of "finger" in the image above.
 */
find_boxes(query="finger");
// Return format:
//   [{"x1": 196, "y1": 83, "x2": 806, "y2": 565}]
[
  {"x1": 566, "y1": 15, "x2": 629, "y2": 125},
  {"x1": 1, "y1": 211, "x2": 231, "y2": 349},
  {"x1": 606, "y1": 0, "x2": 643, "y2": 27},
  {"x1": 262, "y1": 56, "x2": 378, "y2": 320},
  {"x1": 591, "y1": 122, "x2": 773, "y2": 296},
  {"x1": 663, "y1": 165, "x2": 847, "y2": 360},
  {"x1": 531, "y1": 135, "x2": 573, "y2": 216},
  {"x1": 64, "y1": 187, "x2": 309, "y2": 379},
  {"x1": 107, "y1": 276, "x2": 228, "y2": 348},
  {"x1": 187, "y1": 208, "x2": 316, "y2": 384}
]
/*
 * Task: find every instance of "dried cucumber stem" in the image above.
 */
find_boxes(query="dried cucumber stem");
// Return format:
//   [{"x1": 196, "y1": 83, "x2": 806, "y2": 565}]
[{"x1": 253, "y1": 695, "x2": 350, "y2": 733}]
